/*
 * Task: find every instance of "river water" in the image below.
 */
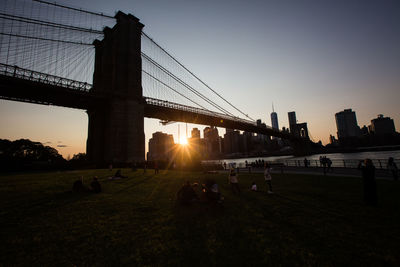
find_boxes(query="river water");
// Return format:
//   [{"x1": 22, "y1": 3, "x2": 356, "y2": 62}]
[{"x1": 205, "y1": 150, "x2": 400, "y2": 168}]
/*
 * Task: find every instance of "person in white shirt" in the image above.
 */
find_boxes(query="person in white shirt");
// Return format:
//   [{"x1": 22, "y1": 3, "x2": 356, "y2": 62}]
[
  {"x1": 229, "y1": 168, "x2": 241, "y2": 194},
  {"x1": 264, "y1": 163, "x2": 273, "y2": 194},
  {"x1": 251, "y1": 182, "x2": 257, "y2": 191}
]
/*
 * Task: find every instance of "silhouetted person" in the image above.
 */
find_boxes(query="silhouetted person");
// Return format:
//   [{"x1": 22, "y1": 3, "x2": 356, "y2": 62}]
[
  {"x1": 358, "y1": 159, "x2": 377, "y2": 205},
  {"x1": 177, "y1": 181, "x2": 198, "y2": 205},
  {"x1": 387, "y1": 157, "x2": 398, "y2": 181},
  {"x1": 72, "y1": 176, "x2": 86, "y2": 193},
  {"x1": 304, "y1": 158, "x2": 308, "y2": 168},
  {"x1": 321, "y1": 156, "x2": 327, "y2": 175},
  {"x1": 154, "y1": 161, "x2": 159, "y2": 174},
  {"x1": 264, "y1": 163, "x2": 273, "y2": 194},
  {"x1": 114, "y1": 169, "x2": 127, "y2": 178},
  {"x1": 326, "y1": 158, "x2": 332, "y2": 172},
  {"x1": 228, "y1": 168, "x2": 240, "y2": 194},
  {"x1": 90, "y1": 177, "x2": 101, "y2": 193},
  {"x1": 203, "y1": 179, "x2": 222, "y2": 203}
]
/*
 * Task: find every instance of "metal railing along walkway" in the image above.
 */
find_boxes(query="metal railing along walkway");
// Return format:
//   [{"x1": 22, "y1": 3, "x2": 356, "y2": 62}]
[{"x1": 0, "y1": 63, "x2": 92, "y2": 91}]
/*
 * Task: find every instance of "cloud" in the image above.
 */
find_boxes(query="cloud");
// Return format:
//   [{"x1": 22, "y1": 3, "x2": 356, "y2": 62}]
[{"x1": 57, "y1": 145, "x2": 68, "y2": 148}]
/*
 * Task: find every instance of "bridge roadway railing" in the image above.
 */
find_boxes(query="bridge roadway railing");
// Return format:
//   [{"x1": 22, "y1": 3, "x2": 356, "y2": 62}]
[
  {"x1": 0, "y1": 63, "x2": 92, "y2": 92},
  {"x1": 144, "y1": 97, "x2": 260, "y2": 126}
]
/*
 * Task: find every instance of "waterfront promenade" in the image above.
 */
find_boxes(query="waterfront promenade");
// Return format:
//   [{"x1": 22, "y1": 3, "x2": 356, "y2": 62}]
[{"x1": 232, "y1": 165, "x2": 395, "y2": 180}]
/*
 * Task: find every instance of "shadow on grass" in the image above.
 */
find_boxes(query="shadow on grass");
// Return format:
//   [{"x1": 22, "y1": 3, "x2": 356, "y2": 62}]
[
  {"x1": 171, "y1": 198, "x2": 276, "y2": 266},
  {"x1": 110, "y1": 175, "x2": 156, "y2": 195},
  {"x1": 171, "y1": 202, "x2": 225, "y2": 266},
  {"x1": 1, "y1": 190, "x2": 95, "y2": 221}
]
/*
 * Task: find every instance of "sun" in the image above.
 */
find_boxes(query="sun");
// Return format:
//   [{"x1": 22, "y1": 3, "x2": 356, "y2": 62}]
[{"x1": 179, "y1": 136, "x2": 188, "y2": 145}]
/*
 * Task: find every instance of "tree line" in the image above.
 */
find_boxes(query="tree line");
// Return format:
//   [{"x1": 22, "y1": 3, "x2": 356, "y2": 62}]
[{"x1": 0, "y1": 139, "x2": 87, "y2": 171}]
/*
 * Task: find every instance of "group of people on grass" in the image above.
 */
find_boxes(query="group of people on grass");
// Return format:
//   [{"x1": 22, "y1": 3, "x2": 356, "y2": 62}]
[
  {"x1": 228, "y1": 162, "x2": 274, "y2": 194},
  {"x1": 72, "y1": 176, "x2": 102, "y2": 193},
  {"x1": 177, "y1": 163, "x2": 274, "y2": 205},
  {"x1": 72, "y1": 168, "x2": 129, "y2": 194},
  {"x1": 71, "y1": 156, "x2": 398, "y2": 207}
]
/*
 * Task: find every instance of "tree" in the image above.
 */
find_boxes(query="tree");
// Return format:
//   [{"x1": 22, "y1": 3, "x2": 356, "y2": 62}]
[{"x1": 0, "y1": 139, "x2": 65, "y2": 171}]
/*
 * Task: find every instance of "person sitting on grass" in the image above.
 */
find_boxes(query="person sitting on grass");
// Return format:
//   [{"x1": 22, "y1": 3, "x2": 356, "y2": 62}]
[
  {"x1": 110, "y1": 169, "x2": 127, "y2": 180},
  {"x1": 251, "y1": 182, "x2": 257, "y2": 191},
  {"x1": 90, "y1": 176, "x2": 102, "y2": 193},
  {"x1": 72, "y1": 176, "x2": 87, "y2": 193},
  {"x1": 177, "y1": 181, "x2": 199, "y2": 205},
  {"x1": 203, "y1": 179, "x2": 223, "y2": 203}
]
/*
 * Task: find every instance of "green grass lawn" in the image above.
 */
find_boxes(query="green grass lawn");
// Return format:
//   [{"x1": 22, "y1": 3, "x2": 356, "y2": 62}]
[{"x1": 1, "y1": 169, "x2": 400, "y2": 266}]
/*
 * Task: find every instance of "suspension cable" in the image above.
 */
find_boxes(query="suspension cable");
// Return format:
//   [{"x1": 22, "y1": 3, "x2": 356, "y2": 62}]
[
  {"x1": 0, "y1": 33, "x2": 93, "y2": 46},
  {"x1": 142, "y1": 32, "x2": 255, "y2": 121},
  {"x1": 142, "y1": 52, "x2": 235, "y2": 117},
  {"x1": 142, "y1": 69, "x2": 208, "y2": 111},
  {"x1": 32, "y1": 0, "x2": 115, "y2": 19},
  {"x1": 0, "y1": 13, "x2": 103, "y2": 34}
]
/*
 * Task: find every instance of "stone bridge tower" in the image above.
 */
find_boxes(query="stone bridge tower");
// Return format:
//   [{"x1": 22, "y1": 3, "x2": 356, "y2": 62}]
[{"x1": 87, "y1": 11, "x2": 145, "y2": 166}]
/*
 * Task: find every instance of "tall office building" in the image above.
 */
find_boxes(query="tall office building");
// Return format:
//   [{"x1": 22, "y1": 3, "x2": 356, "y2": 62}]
[
  {"x1": 191, "y1": 128, "x2": 200, "y2": 139},
  {"x1": 369, "y1": 114, "x2": 396, "y2": 135},
  {"x1": 203, "y1": 126, "x2": 220, "y2": 155},
  {"x1": 335, "y1": 109, "x2": 361, "y2": 139},
  {"x1": 147, "y1": 132, "x2": 175, "y2": 161},
  {"x1": 271, "y1": 104, "x2": 279, "y2": 130},
  {"x1": 288, "y1": 111, "x2": 297, "y2": 134},
  {"x1": 271, "y1": 104, "x2": 279, "y2": 141}
]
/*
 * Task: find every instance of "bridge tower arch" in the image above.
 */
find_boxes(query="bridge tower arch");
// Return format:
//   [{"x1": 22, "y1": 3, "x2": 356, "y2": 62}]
[{"x1": 87, "y1": 11, "x2": 144, "y2": 166}]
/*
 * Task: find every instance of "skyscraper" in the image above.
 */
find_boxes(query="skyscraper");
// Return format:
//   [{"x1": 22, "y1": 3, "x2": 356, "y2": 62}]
[
  {"x1": 147, "y1": 132, "x2": 175, "y2": 161},
  {"x1": 369, "y1": 114, "x2": 396, "y2": 135},
  {"x1": 288, "y1": 111, "x2": 297, "y2": 134},
  {"x1": 335, "y1": 109, "x2": 361, "y2": 139},
  {"x1": 191, "y1": 128, "x2": 200, "y2": 139},
  {"x1": 271, "y1": 103, "x2": 279, "y2": 130}
]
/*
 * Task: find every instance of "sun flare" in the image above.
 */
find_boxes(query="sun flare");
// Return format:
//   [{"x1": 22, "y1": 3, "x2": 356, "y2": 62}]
[{"x1": 179, "y1": 137, "x2": 188, "y2": 145}]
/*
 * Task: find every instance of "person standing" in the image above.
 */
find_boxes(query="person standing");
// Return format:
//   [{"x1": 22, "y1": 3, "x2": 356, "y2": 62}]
[
  {"x1": 154, "y1": 160, "x2": 159, "y2": 174},
  {"x1": 264, "y1": 163, "x2": 273, "y2": 194},
  {"x1": 387, "y1": 157, "x2": 398, "y2": 181},
  {"x1": 326, "y1": 158, "x2": 332, "y2": 172},
  {"x1": 358, "y1": 159, "x2": 377, "y2": 205},
  {"x1": 304, "y1": 158, "x2": 308, "y2": 168},
  {"x1": 229, "y1": 168, "x2": 241, "y2": 194}
]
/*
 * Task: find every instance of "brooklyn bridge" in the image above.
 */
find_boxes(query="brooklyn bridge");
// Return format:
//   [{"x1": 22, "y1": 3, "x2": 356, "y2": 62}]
[{"x1": 0, "y1": 0, "x2": 310, "y2": 165}]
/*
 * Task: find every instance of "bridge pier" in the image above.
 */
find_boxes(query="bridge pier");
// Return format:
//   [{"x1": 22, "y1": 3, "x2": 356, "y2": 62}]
[{"x1": 87, "y1": 11, "x2": 145, "y2": 166}]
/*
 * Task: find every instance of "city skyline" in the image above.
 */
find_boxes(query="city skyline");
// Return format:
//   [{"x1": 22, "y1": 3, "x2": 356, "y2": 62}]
[{"x1": 1, "y1": 0, "x2": 399, "y2": 158}]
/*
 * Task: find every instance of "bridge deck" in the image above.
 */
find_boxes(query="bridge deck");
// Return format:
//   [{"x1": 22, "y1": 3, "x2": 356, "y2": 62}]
[{"x1": 0, "y1": 64, "x2": 298, "y2": 140}]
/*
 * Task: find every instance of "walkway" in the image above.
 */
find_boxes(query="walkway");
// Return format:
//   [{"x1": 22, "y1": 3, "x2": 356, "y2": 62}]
[{"x1": 233, "y1": 166, "x2": 396, "y2": 180}]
